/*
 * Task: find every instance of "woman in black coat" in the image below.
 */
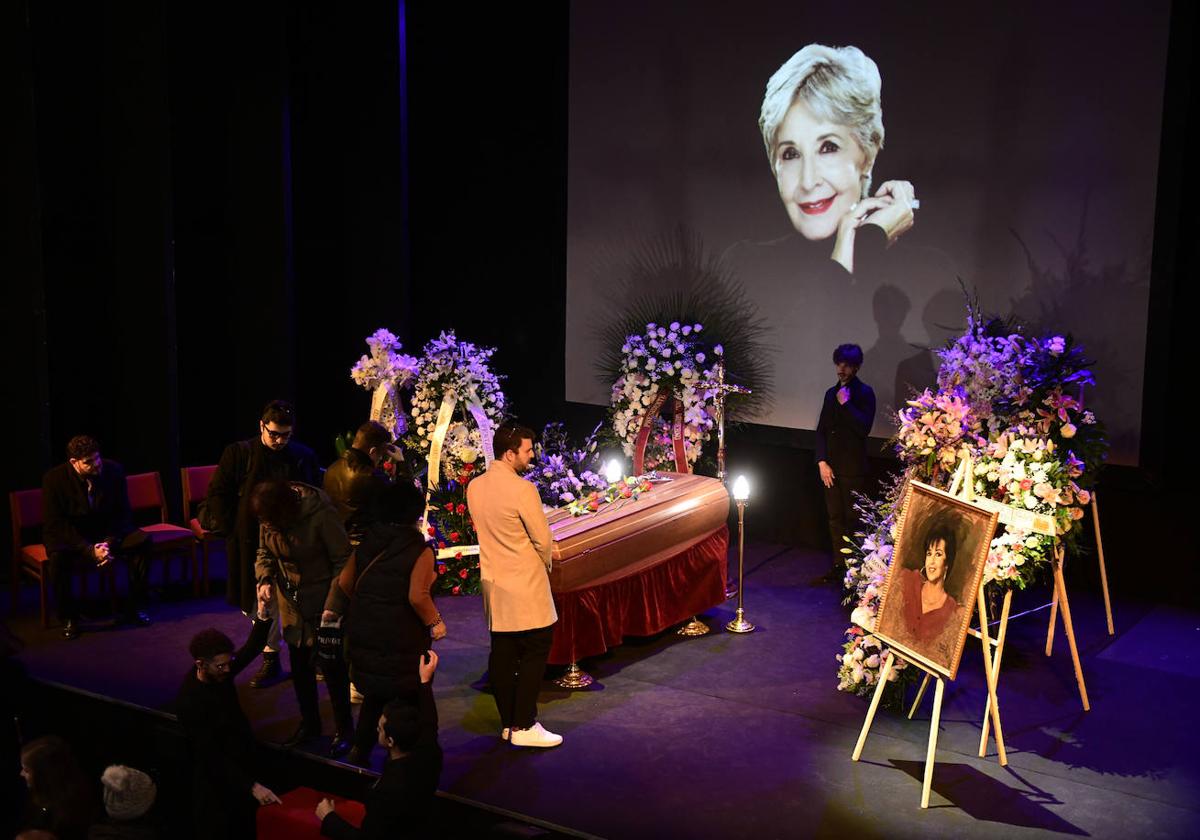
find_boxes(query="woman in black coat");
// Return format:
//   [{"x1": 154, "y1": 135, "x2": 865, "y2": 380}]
[{"x1": 341, "y1": 482, "x2": 445, "y2": 766}]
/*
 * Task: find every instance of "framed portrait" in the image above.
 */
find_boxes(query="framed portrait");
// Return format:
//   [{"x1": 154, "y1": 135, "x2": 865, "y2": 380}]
[{"x1": 870, "y1": 481, "x2": 999, "y2": 681}]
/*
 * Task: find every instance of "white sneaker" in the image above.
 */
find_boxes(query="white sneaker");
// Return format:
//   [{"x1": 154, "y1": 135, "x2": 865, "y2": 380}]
[
  {"x1": 501, "y1": 727, "x2": 511, "y2": 741},
  {"x1": 509, "y1": 722, "x2": 563, "y2": 748}
]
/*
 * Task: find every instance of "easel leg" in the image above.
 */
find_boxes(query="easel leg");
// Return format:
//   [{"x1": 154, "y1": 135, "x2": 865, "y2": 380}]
[
  {"x1": 1092, "y1": 494, "x2": 1114, "y2": 635},
  {"x1": 852, "y1": 652, "x2": 894, "y2": 761},
  {"x1": 921, "y1": 677, "x2": 945, "y2": 809},
  {"x1": 1053, "y1": 555, "x2": 1091, "y2": 712},
  {"x1": 975, "y1": 586, "x2": 1008, "y2": 766},
  {"x1": 979, "y1": 588, "x2": 1012, "y2": 759},
  {"x1": 908, "y1": 673, "x2": 931, "y2": 720},
  {"x1": 1045, "y1": 572, "x2": 1060, "y2": 656}
]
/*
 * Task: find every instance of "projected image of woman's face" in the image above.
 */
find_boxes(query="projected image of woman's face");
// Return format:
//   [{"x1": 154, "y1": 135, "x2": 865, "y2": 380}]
[{"x1": 773, "y1": 99, "x2": 866, "y2": 241}]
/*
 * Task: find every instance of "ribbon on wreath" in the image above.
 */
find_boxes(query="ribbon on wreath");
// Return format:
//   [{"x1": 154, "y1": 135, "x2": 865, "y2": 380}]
[
  {"x1": 426, "y1": 392, "x2": 459, "y2": 489},
  {"x1": 425, "y1": 390, "x2": 497, "y2": 489},
  {"x1": 632, "y1": 391, "x2": 689, "y2": 475},
  {"x1": 370, "y1": 382, "x2": 407, "y2": 439}
]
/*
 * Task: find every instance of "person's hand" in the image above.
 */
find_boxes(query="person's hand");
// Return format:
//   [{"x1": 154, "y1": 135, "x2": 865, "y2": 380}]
[
  {"x1": 321, "y1": 610, "x2": 340, "y2": 626},
  {"x1": 93, "y1": 542, "x2": 112, "y2": 567},
  {"x1": 257, "y1": 581, "x2": 273, "y2": 605},
  {"x1": 836, "y1": 386, "x2": 851, "y2": 405},
  {"x1": 831, "y1": 195, "x2": 890, "y2": 272},
  {"x1": 419, "y1": 649, "x2": 439, "y2": 683},
  {"x1": 315, "y1": 797, "x2": 336, "y2": 820},
  {"x1": 818, "y1": 461, "x2": 836, "y2": 489},
  {"x1": 860, "y1": 179, "x2": 915, "y2": 244},
  {"x1": 251, "y1": 782, "x2": 281, "y2": 806},
  {"x1": 430, "y1": 620, "x2": 447, "y2": 641},
  {"x1": 256, "y1": 586, "x2": 272, "y2": 619}
]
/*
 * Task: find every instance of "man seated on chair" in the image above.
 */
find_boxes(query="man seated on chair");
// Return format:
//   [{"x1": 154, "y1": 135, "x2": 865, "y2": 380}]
[{"x1": 41, "y1": 434, "x2": 151, "y2": 640}]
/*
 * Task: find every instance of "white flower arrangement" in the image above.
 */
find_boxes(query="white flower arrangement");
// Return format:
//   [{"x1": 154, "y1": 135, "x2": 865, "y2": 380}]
[
  {"x1": 403, "y1": 331, "x2": 506, "y2": 478},
  {"x1": 350, "y1": 328, "x2": 419, "y2": 391},
  {"x1": 609, "y1": 322, "x2": 719, "y2": 469}
]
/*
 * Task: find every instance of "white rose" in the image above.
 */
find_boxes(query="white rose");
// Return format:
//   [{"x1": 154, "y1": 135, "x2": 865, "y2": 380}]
[{"x1": 460, "y1": 447, "x2": 478, "y2": 464}]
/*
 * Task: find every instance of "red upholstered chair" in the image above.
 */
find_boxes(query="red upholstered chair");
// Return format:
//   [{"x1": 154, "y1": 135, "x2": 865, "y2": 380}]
[
  {"x1": 126, "y1": 471, "x2": 195, "y2": 588},
  {"x1": 10, "y1": 489, "x2": 50, "y2": 627},
  {"x1": 9, "y1": 488, "x2": 116, "y2": 628},
  {"x1": 180, "y1": 465, "x2": 219, "y2": 596}
]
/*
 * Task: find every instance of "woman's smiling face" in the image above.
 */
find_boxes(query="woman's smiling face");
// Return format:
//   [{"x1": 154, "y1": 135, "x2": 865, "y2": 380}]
[
  {"x1": 924, "y1": 538, "x2": 948, "y2": 585},
  {"x1": 773, "y1": 99, "x2": 867, "y2": 241}
]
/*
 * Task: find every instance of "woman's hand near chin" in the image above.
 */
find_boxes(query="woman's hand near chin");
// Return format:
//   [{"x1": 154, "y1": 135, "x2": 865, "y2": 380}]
[
  {"x1": 831, "y1": 194, "x2": 893, "y2": 272},
  {"x1": 863, "y1": 180, "x2": 916, "y2": 244},
  {"x1": 829, "y1": 179, "x2": 916, "y2": 272}
]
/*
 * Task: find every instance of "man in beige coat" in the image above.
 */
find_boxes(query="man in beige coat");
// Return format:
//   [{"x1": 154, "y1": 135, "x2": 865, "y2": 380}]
[{"x1": 466, "y1": 422, "x2": 562, "y2": 748}]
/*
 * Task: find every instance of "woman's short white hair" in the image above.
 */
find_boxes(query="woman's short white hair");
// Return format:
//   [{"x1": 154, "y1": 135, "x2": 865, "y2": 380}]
[{"x1": 759, "y1": 44, "x2": 885, "y2": 194}]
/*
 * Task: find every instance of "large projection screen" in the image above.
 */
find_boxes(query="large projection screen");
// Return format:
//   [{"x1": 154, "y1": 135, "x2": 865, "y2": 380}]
[{"x1": 564, "y1": 0, "x2": 1169, "y2": 464}]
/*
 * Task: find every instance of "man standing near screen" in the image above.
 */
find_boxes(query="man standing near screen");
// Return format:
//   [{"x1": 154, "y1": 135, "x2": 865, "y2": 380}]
[
  {"x1": 815, "y1": 344, "x2": 876, "y2": 581},
  {"x1": 466, "y1": 422, "x2": 562, "y2": 749}
]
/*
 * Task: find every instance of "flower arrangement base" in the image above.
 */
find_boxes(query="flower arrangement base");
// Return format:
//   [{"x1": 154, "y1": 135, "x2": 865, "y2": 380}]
[
  {"x1": 554, "y1": 662, "x2": 594, "y2": 690},
  {"x1": 676, "y1": 615, "x2": 710, "y2": 637}
]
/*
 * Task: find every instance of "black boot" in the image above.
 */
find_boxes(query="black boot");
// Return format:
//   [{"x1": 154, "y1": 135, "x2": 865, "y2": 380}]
[{"x1": 249, "y1": 650, "x2": 285, "y2": 688}]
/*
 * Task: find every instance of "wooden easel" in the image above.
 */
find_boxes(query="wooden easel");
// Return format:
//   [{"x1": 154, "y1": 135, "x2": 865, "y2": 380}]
[
  {"x1": 853, "y1": 461, "x2": 1008, "y2": 808},
  {"x1": 1088, "y1": 492, "x2": 1115, "y2": 635},
  {"x1": 1043, "y1": 543, "x2": 1091, "y2": 711}
]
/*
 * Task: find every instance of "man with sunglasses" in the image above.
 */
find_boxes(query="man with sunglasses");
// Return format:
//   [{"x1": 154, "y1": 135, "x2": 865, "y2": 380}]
[{"x1": 204, "y1": 400, "x2": 320, "y2": 687}]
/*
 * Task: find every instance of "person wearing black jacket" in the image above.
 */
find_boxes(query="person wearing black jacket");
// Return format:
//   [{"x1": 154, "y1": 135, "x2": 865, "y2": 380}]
[
  {"x1": 204, "y1": 400, "x2": 320, "y2": 686},
  {"x1": 323, "y1": 421, "x2": 396, "y2": 546},
  {"x1": 338, "y1": 482, "x2": 444, "y2": 767},
  {"x1": 41, "y1": 435, "x2": 150, "y2": 640},
  {"x1": 316, "y1": 651, "x2": 443, "y2": 840},
  {"x1": 815, "y1": 344, "x2": 876, "y2": 577},
  {"x1": 175, "y1": 588, "x2": 281, "y2": 840}
]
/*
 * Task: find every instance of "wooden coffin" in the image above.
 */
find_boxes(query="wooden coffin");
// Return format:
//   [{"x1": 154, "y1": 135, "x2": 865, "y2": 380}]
[{"x1": 546, "y1": 472, "x2": 730, "y2": 592}]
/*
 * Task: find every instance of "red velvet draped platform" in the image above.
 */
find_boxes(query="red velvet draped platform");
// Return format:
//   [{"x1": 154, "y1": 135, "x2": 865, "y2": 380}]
[
  {"x1": 257, "y1": 786, "x2": 365, "y2": 839},
  {"x1": 548, "y1": 524, "x2": 729, "y2": 665}
]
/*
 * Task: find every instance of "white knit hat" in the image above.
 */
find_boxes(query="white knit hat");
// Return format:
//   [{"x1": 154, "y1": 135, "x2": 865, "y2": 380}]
[{"x1": 100, "y1": 765, "x2": 157, "y2": 820}]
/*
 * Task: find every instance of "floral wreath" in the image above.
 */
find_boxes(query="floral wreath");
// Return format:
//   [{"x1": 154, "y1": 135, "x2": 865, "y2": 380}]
[
  {"x1": 404, "y1": 331, "x2": 506, "y2": 477},
  {"x1": 349, "y1": 328, "x2": 419, "y2": 438},
  {"x1": 609, "y1": 321, "x2": 719, "y2": 471}
]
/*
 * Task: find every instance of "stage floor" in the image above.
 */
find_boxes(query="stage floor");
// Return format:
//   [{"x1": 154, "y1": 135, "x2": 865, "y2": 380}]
[{"x1": 10, "y1": 544, "x2": 1199, "y2": 839}]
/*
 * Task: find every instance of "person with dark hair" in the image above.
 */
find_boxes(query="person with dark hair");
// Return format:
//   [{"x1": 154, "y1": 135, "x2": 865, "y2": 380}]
[
  {"x1": 41, "y1": 435, "x2": 151, "y2": 639},
  {"x1": 253, "y1": 479, "x2": 355, "y2": 757},
  {"x1": 204, "y1": 400, "x2": 320, "y2": 687},
  {"x1": 324, "y1": 421, "x2": 404, "y2": 546},
  {"x1": 892, "y1": 516, "x2": 963, "y2": 656},
  {"x1": 175, "y1": 587, "x2": 280, "y2": 840},
  {"x1": 315, "y1": 651, "x2": 442, "y2": 839},
  {"x1": 338, "y1": 482, "x2": 444, "y2": 766},
  {"x1": 19, "y1": 735, "x2": 97, "y2": 839},
  {"x1": 814, "y1": 344, "x2": 876, "y2": 581},
  {"x1": 466, "y1": 422, "x2": 561, "y2": 748}
]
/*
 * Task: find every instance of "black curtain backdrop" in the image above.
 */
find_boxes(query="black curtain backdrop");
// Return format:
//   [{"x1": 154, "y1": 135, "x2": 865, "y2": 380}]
[{"x1": 2, "y1": 1, "x2": 1195, "y2": 591}]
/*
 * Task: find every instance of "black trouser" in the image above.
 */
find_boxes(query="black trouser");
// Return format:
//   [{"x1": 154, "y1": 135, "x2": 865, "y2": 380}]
[
  {"x1": 353, "y1": 691, "x2": 390, "y2": 757},
  {"x1": 288, "y1": 641, "x2": 354, "y2": 735},
  {"x1": 489, "y1": 624, "x2": 555, "y2": 730},
  {"x1": 48, "y1": 533, "x2": 149, "y2": 623},
  {"x1": 824, "y1": 473, "x2": 869, "y2": 570}
]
